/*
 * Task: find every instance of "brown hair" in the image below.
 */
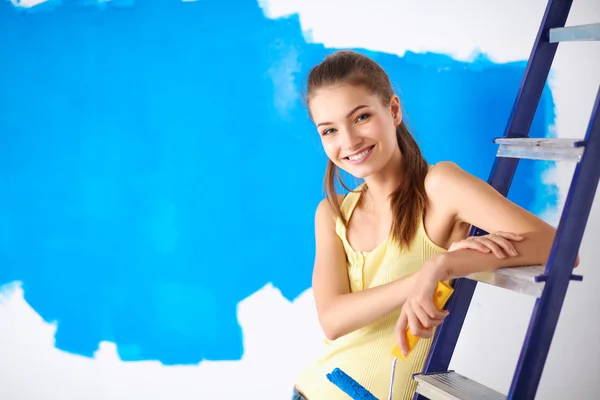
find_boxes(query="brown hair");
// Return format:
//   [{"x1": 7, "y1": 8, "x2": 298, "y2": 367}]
[{"x1": 305, "y1": 50, "x2": 429, "y2": 250}]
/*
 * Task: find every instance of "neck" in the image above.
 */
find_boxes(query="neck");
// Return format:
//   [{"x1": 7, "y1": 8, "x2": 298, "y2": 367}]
[{"x1": 362, "y1": 147, "x2": 404, "y2": 211}]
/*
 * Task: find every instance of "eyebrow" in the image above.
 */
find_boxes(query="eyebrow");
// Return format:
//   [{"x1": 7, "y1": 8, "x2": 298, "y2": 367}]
[{"x1": 316, "y1": 105, "x2": 369, "y2": 127}]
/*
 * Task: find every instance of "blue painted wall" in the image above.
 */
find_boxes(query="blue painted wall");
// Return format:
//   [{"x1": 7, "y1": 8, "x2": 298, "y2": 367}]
[{"x1": 0, "y1": 0, "x2": 556, "y2": 365}]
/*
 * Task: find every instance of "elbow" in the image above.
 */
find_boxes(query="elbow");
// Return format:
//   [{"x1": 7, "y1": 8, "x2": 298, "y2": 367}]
[
  {"x1": 319, "y1": 316, "x2": 342, "y2": 341},
  {"x1": 317, "y1": 309, "x2": 344, "y2": 341},
  {"x1": 323, "y1": 326, "x2": 341, "y2": 341},
  {"x1": 533, "y1": 228, "x2": 581, "y2": 268},
  {"x1": 524, "y1": 229, "x2": 581, "y2": 268}
]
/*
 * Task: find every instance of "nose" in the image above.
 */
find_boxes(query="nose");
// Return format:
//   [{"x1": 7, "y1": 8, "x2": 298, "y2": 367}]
[{"x1": 340, "y1": 127, "x2": 363, "y2": 152}]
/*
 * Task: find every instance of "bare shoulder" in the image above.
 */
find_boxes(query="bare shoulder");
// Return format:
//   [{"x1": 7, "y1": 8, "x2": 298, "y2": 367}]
[
  {"x1": 426, "y1": 161, "x2": 555, "y2": 236},
  {"x1": 424, "y1": 161, "x2": 466, "y2": 199},
  {"x1": 425, "y1": 160, "x2": 495, "y2": 216},
  {"x1": 315, "y1": 195, "x2": 346, "y2": 226},
  {"x1": 315, "y1": 197, "x2": 335, "y2": 223}
]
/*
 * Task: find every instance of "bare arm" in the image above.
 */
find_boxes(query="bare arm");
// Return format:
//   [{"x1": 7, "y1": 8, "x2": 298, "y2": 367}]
[
  {"x1": 424, "y1": 161, "x2": 579, "y2": 280},
  {"x1": 312, "y1": 199, "x2": 418, "y2": 341},
  {"x1": 395, "y1": 161, "x2": 580, "y2": 355}
]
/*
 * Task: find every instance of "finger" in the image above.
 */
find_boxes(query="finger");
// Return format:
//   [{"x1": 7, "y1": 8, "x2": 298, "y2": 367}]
[
  {"x1": 396, "y1": 312, "x2": 409, "y2": 356},
  {"x1": 417, "y1": 326, "x2": 435, "y2": 339},
  {"x1": 412, "y1": 302, "x2": 443, "y2": 330},
  {"x1": 489, "y1": 234, "x2": 519, "y2": 256},
  {"x1": 494, "y1": 231, "x2": 525, "y2": 241},
  {"x1": 448, "y1": 241, "x2": 465, "y2": 252},
  {"x1": 420, "y1": 298, "x2": 449, "y2": 321},
  {"x1": 465, "y1": 240, "x2": 492, "y2": 253},
  {"x1": 450, "y1": 240, "x2": 490, "y2": 253},
  {"x1": 409, "y1": 317, "x2": 433, "y2": 339},
  {"x1": 474, "y1": 237, "x2": 507, "y2": 258},
  {"x1": 406, "y1": 306, "x2": 423, "y2": 338},
  {"x1": 484, "y1": 234, "x2": 519, "y2": 257},
  {"x1": 395, "y1": 311, "x2": 406, "y2": 342}
]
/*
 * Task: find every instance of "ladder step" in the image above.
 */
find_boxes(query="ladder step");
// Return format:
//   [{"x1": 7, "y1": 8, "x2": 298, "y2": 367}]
[
  {"x1": 413, "y1": 371, "x2": 506, "y2": 400},
  {"x1": 467, "y1": 266, "x2": 545, "y2": 297},
  {"x1": 549, "y1": 23, "x2": 600, "y2": 42},
  {"x1": 466, "y1": 266, "x2": 583, "y2": 297},
  {"x1": 494, "y1": 137, "x2": 585, "y2": 162}
]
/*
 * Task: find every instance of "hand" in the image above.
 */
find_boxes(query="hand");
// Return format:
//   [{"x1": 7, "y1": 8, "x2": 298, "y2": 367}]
[
  {"x1": 448, "y1": 231, "x2": 524, "y2": 259},
  {"x1": 394, "y1": 263, "x2": 448, "y2": 357}
]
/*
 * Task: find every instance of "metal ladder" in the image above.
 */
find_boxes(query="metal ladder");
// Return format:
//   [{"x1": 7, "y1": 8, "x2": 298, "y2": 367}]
[{"x1": 412, "y1": 1, "x2": 600, "y2": 399}]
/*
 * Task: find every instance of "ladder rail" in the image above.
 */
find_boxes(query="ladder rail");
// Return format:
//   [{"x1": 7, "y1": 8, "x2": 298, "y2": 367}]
[
  {"x1": 414, "y1": 2, "x2": 573, "y2": 398},
  {"x1": 509, "y1": 86, "x2": 600, "y2": 399},
  {"x1": 486, "y1": 0, "x2": 572, "y2": 196},
  {"x1": 499, "y1": 0, "x2": 571, "y2": 143}
]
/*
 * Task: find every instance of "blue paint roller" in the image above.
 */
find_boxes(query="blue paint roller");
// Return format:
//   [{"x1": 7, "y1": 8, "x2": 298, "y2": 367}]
[
  {"x1": 328, "y1": 357, "x2": 400, "y2": 400},
  {"x1": 326, "y1": 368, "x2": 378, "y2": 400}
]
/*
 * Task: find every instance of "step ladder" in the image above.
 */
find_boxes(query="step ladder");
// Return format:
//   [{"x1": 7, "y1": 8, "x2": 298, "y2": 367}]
[{"x1": 412, "y1": 1, "x2": 600, "y2": 399}]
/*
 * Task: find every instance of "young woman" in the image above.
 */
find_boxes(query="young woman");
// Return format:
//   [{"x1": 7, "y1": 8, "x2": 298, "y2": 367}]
[{"x1": 292, "y1": 50, "x2": 571, "y2": 400}]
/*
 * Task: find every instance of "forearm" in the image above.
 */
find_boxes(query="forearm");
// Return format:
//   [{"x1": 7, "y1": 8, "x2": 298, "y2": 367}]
[
  {"x1": 430, "y1": 230, "x2": 559, "y2": 281},
  {"x1": 320, "y1": 273, "x2": 418, "y2": 340}
]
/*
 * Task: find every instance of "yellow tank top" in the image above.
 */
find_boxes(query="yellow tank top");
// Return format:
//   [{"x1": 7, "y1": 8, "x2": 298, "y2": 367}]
[{"x1": 295, "y1": 183, "x2": 447, "y2": 400}]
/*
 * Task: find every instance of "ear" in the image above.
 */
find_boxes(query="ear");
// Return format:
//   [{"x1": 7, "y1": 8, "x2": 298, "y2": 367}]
[{"x1": 390, "y1": 95, "x2": 403, "y2": 125}]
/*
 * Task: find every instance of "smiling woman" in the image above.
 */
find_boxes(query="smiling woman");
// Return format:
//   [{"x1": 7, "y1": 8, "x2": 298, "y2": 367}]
[
  {"x1": 292, "y1": 50, "x2": 566, "y2": 400},
  {"x1": 306, "y1": 53, "x2": 430, "y2": 253}
]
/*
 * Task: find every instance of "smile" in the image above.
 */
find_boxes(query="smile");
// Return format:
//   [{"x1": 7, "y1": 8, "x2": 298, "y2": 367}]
[{"x1": 344, "y1": 145, "x2": 375, "y2": 164}]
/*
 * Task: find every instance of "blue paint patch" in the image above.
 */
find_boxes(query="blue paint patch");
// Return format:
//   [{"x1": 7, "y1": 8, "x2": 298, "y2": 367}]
[{"x1": 0, "y1": 0, "x2": 556, "y2": 364}]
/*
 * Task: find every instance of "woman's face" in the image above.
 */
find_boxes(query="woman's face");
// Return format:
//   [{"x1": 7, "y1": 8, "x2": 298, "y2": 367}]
[{"x1": 309, "y1": 84, "x2": 402, "y2": 179}]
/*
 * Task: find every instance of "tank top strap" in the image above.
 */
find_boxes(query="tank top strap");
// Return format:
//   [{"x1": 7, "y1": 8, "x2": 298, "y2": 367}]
[{"x1": 335, "y1": 183, "x2": 366, "y2": 242}]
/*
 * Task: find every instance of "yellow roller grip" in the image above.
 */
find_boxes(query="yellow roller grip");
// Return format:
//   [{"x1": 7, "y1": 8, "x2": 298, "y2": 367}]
[{"x1": 391, "y1": 281, "x2": 454, "y2": 360}]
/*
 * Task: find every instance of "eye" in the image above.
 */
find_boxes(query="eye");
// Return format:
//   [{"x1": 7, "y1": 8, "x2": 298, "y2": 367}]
[
  {"x1": 355, "y1": 113, "x2": 370, "y2": 122},
  {"x1": 322, "y1": 128, "x2": 336, "y2": 136}
]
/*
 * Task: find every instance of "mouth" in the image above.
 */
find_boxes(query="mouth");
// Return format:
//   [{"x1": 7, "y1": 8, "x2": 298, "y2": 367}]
[{"x1": 344, "y1": 145, "x2": 375, "y2": 164}]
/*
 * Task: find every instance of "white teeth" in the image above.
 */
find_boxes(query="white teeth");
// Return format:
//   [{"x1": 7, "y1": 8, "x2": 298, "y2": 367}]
[{"x1": 348, "y1": 147, "x2": 371, "y2": 161}]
